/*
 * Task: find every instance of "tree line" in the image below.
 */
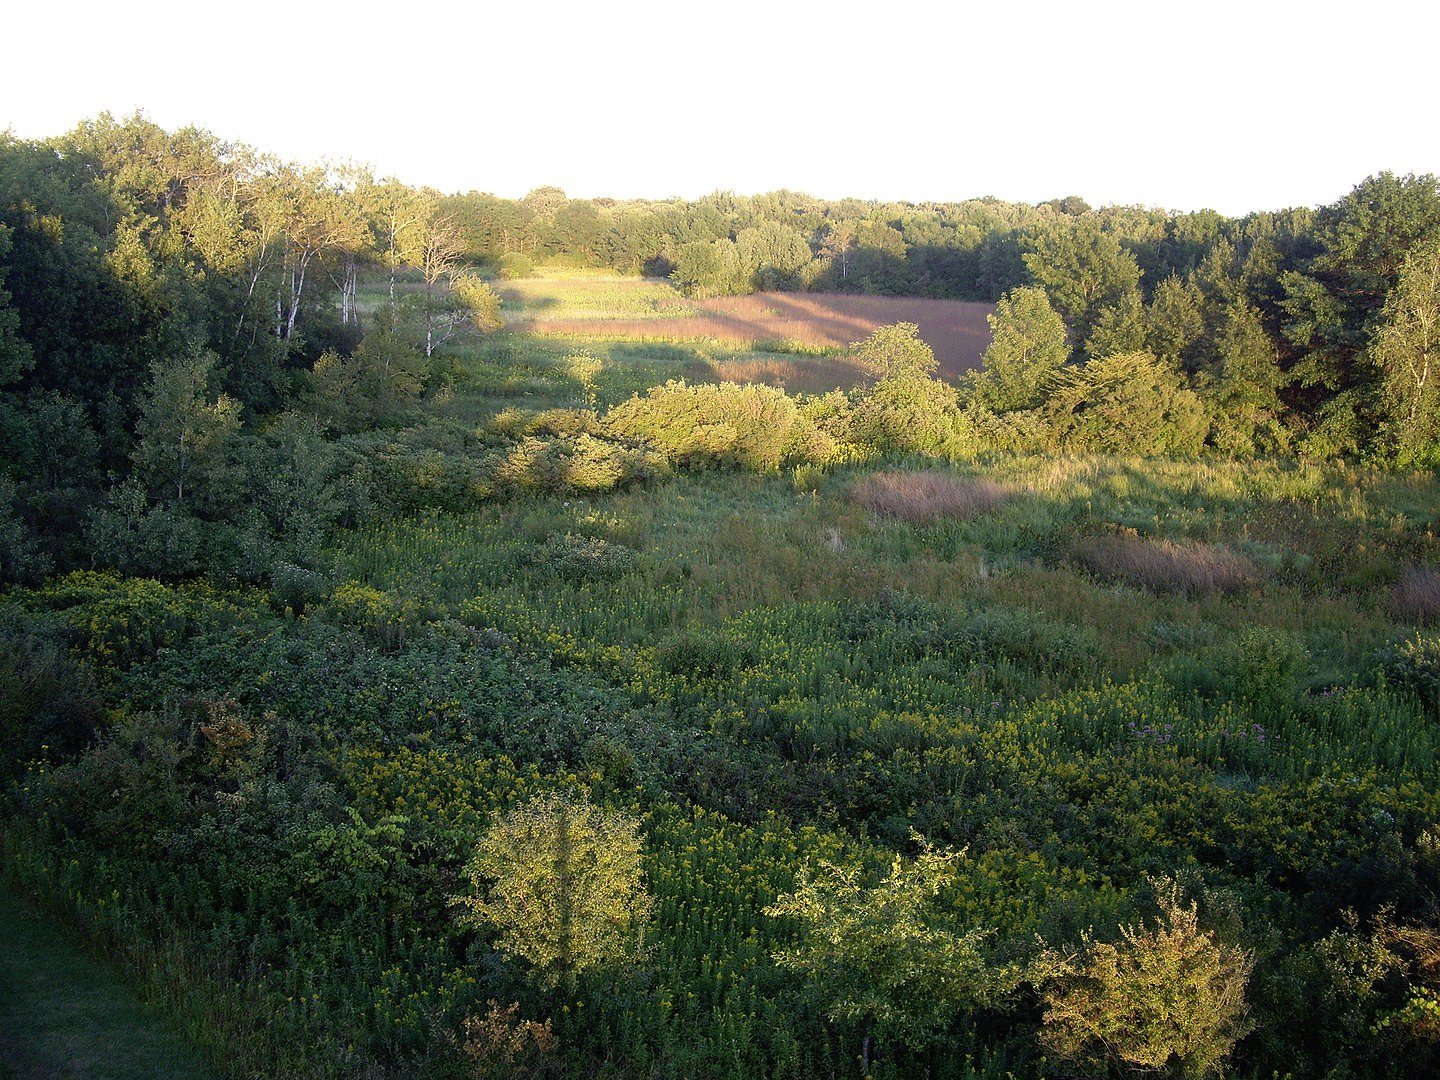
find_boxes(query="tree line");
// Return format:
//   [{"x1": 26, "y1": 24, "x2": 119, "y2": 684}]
[{"x1": 4, "y1": 112, "x2": 1440, "y2": 588}]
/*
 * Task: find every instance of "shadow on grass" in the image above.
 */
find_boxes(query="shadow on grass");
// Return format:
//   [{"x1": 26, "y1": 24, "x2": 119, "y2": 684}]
[{"x1": 0, "y1": 888, "x2": 214, "y2": 1079}]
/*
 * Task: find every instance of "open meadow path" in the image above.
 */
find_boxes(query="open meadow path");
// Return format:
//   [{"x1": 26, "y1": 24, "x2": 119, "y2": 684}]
[{"x1": 0, "y1": 888, "x2": 213, "y2": 1079}]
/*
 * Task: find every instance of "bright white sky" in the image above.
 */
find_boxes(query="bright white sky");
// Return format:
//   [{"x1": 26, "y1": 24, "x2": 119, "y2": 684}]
[{"x1": 6, "y1": 1, "x2": 1436, "y2": 217}]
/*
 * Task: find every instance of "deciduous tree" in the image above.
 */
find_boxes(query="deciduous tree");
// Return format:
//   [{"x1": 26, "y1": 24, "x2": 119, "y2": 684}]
[
  {"x1": 767, "y1": 843, "x2": 1014, "y2": 1072},
  {"x1": 1372, "y1": 234, "x2": 1440, "y2": 466},
  {"x1": 456, "y1": 792, "x2": 651, "y2": 992}
]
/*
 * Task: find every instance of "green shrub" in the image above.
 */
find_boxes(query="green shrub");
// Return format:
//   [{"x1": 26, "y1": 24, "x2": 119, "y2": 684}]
[
  {"x1": 494, "y1": 434, "x2": 663, "y2": 495},
  {"x1": 1380, "y1": 634, "x2": 1440, "y2": 711},
  {"x1": 1033, "y1": 879, "x2": 1253, "y2": 1078},
  {"x1": 848, "y1": 374, "x2": 977, "y2": 457},
  {"x1": 604, "y1": 380, "x2": 833, "y2": 470},
  {"x1": 495, "y1": 253, "x2": 535, "y2": 280},
  {"x1": 534, "y1": 533, "x2": 636, "y2": 581},
  {"x1": 270, "y1": 561, "x2": 327, "y2": 616},
  {"x1": 1045, "y1": 351, "x2": 1208, "y2": 456}
]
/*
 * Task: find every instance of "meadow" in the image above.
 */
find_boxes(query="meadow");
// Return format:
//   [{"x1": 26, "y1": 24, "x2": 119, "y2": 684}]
[
  {"x1": 6, "y1": 300, "x2": 1440, "y2": 1078},
  {"x1": 499, "y1": 273, "x2": 994, "y2": 379},
  {"x1": 9, "y1": 119, "x2": 1440, "y2": 1079}
]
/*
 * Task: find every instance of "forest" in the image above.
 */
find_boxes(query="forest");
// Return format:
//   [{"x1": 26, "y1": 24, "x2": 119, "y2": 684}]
[{"x1": 3, "y1": 111, "x2": 1440, "y2": 1078}]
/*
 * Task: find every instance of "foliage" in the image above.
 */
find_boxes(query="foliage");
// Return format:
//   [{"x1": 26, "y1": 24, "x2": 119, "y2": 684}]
[
  {"x1": 768, "y1": 843, "x2": 1015, "y2": 1057},
  {"x1": 1033, "y1": 879, "x2": 1253, "y2": 1078},
  {"x1": 455, "y1": 791, "x2": 652, "y2": 991},
  {"x1": 1044, "y1": 351, "x2": 1208, "y2": 455},
  {"x1": 1372, "y1": 234, "x2": 1440, "y2": 467},
  {"x1": 1380, "y1": 633, "x2": 1440, "y2": 711},
  {"x1": 460, "y1": 1000, "x2": 558, "y2": 1079},
  {"x1": 850, "y1": 321, "x2": 938, "y2": 380},
  {"x1": 604, "y1": 380, "x2": 833, "y2": 470},
  {"x1": 11, "y1": 114, "x2": 1440, "y2": 1080},
  {"x1": 972, "y1": 286, "x2": 1069, "y2": 412}
]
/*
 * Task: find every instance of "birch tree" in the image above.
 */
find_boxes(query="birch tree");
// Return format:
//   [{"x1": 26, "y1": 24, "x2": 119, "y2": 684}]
[{"x1": 1373, "y1": 234, "x2": 1440, "y2": 466}]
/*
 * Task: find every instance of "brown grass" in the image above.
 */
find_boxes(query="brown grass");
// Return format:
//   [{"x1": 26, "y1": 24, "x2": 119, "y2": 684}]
[
  {"x1": 1072, "y1": 531, "x2": 1259, "y2": 594},
  {"x1": 521, "y1": 290, "x2": 994, "y2": 379},
  {"x1": 1394, "y1": 567, "x2": 1440, "y2": 621},
  {"x1": 850, "y1": 471, "x2": 1010, "y2": 525}
]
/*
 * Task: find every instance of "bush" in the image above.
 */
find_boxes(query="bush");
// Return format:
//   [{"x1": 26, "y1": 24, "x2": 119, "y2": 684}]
[
  {"x1": 847, "y1": 374, "x2": 976, "y2": 457},
  {"x1": 1044, "y1": 351, "x2": 1208, "y2": 456},
  {"x1": 849, "y1": 471, "x2": 1009, "y2": 525},
  {"x1": 495, "y1": 253, "x2": 535, "y2": 280},
  {"x1": 84, "y1": 479, "x2": 204, "y2": 578},
  {"x1": 1033, "y1": 879, "x2": 1253, "y2": 1078},
  {"x1": 455, "y1": 791, "x2": 651, "y2": 991},
  {"x1": 1073, "y1": 530, "x2": 1258, "y2": 594},
  {"x1": 1380, "y1": 634, "x2": 1440, "y2": 710},
  {"x1": 494, "y1": 435, "x2": 664, "y2": 495},
  {"x1": 604, "y1": 380, "x2": 834, "y2": 471},
  {"x1": 534, "y1": 533, "x2": 636, "y2": 581}
]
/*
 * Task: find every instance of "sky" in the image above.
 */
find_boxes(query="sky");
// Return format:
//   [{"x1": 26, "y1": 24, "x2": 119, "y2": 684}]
[{"x1": 5, "y1": 0, "x2": 1437, "y2": 217}]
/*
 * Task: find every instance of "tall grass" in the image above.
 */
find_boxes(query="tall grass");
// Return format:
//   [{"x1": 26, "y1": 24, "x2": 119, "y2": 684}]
[
  {"x1": 850, "y1": 470, "x2": 1010, "y2": 524},
  {"x1": 1072, "y1": 531, "x2": 1260, "y2": 594}
]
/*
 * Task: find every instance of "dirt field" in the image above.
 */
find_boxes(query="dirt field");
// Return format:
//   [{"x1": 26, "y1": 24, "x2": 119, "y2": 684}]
[{"x1": 506, "y1": 280, "x2": 994, "y2": 380}]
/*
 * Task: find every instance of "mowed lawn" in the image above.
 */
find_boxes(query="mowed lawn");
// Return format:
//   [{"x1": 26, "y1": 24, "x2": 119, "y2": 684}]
[
  {"x1": 499, "y1": 274, "x2": 995, "y2": 378},
  {"x1": 0, "y1": 889, "x2": 213, "y2": 1079}
]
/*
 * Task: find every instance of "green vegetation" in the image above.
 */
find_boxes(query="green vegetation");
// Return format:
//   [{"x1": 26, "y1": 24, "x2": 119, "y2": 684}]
[
  {"x1": 0, "y1": 889, "x2": 214, "y2": 1079},
  {"x1": 5, "y1": 114, "x2": 1440, "y2": 1078}
]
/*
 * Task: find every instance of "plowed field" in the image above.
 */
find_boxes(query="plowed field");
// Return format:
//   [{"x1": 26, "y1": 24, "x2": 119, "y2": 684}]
[{"x1": 504, "y1": 277, "x2": 994, "y2": 379}]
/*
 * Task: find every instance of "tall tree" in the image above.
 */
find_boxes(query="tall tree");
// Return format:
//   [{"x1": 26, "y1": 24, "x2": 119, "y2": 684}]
[
  {"x1": 1280, "y1": 173, "x2": 1440, "y2": 425},
  {"x1": 133, "y1": 349, "x2": 241, "y2": 513},
  {"x1": 1205, "y1": 299, "x2": 1288, "y2": 456},
  {"x1": 1371, "y1": 234, "x2": 1440, "y2": 466},
  {"x1": 1023, "y1": 217, "x2": 1143, "y2": 348},
  {"x1": 972, "y1": 286, "x2": 1068, "y2": 412},
  {"x1": 1145, "y1": 275, "x2": 1206, "y2": 371},
  {"x1": 401, "y1": 196, "x2": 471, "y2": 358}
]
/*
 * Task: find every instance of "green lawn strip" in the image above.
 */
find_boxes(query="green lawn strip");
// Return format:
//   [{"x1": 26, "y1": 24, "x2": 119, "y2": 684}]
[{"x1": 0, "y1": 887, "x2": 213, "y2": 1079}]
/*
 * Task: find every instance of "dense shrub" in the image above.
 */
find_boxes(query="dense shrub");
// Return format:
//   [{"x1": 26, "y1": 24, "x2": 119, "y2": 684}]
[
  {"x1": 850, "y1": 471, "x2": 1009, "y2": 524},
  {"x1": 604, "y1": 380, "x2": 833, "y2": 470},
  {"x1": 1045, "y1": 351, "x2": 1208, "y2": 456},
  {"x1": 846, "y1": 374, "x2": 977, "y2": 457},
  {"x1": 534, "y1": 533, "x2": 636, "y2": 581},
  {"x1": 494, "y1": 434, "x2": 664, "y2": 495},
  {"x1": 1033, "y1": 880, "x2": 1253, "y2": 1078},
  {"x1": 1380, "y1": 634, "x2": 1440, "y2": 710},
  {"x1": 496, "y1": 253, "x2": 535, "y2": 279}
]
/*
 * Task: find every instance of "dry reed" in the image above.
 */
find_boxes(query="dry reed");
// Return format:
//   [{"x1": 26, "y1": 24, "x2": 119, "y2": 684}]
[
  {"x1": 1394, "y1": 567, "x2": 1440, "y2": 621},
  {"x1": 850, "y1": 471, "x2": 1010, "y2": 524},
  {"x1": 1073, "y1": 531, "x2": 1259, "y2": 594}
]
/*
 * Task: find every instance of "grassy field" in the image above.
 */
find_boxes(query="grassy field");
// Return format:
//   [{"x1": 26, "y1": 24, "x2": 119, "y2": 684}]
[{"x1": 0, "y1": 888, "x2": 214, "y2": 1079}]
